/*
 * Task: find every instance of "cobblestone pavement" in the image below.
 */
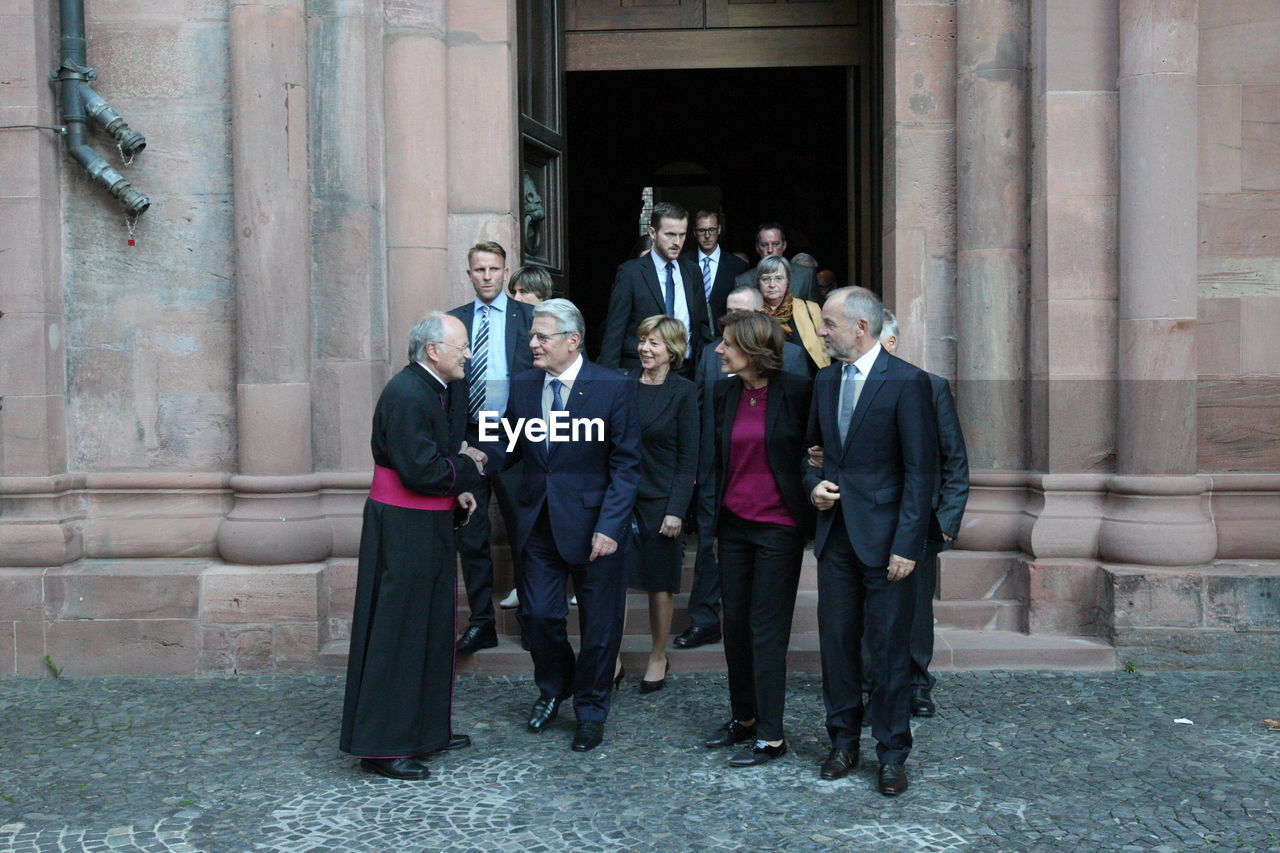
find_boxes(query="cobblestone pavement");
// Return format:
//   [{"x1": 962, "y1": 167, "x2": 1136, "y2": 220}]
[{"x1": 1, "y1": 671, "x2": 1277, "y2": 852}]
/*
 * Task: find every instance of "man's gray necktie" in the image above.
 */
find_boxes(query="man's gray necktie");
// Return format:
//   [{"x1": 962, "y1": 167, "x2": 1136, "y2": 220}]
[
  {"x1": 837, "y1": 362, "x2": 861, "y2": 444},
  {"x1": 547, "y1": 378, "x2": 565, "y2": 448},
  {"x1": 701, "y1": 256, "x2": 713, "y2": 301}
]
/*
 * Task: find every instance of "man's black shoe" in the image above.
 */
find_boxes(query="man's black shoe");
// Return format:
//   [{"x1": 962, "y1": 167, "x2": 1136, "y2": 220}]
[
  {"x1": 571, "y1": 720, "x2": 604, "y2": 752},
  {"x1": 673, "y1": 624, "x2": 722, "y2": 649},
  {"x1": 416, "y1": 734, "x2": 471, "y2": 757},
  {"x1": 703, "y1": 718, "x2": 756, "y2": 748},
  {"x1": 820, "y1": 747, "x2": 859, "y2": 780},
  {"x1": 878, "y1": 763, "x2": 909, "y2": 796},
  {"x1": 910, "y1": 688, "x2": 936, "y2": 717},
  {"x1": 728, "y1": 739, "x2": 787, "y2": 767},
  {"x1": 360, "y1": 757, "x2": 428, "y2": 780},
  {"x1": 456, "y1": 624, "x2": 498, "y2": 655},
  {"x1": 527, "y1": 694, "x2": 568, "y2": 732}
]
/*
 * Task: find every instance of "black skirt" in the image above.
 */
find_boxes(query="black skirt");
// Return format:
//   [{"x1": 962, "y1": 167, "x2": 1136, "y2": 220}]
[{"x1": 626, "y1": 497, "x2": 685, "y2": 594}]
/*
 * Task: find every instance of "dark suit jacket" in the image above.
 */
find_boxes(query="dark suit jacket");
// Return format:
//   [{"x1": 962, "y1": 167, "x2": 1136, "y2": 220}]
[
  {"x1": 626, "y1": 369, "x2": 698, "y2": 534},
  {"x1": 600, "y1": 254, "x2": 711, "y2": 373},
  {"x1": 712, "y1": 371, "x2": 814, "y2": 536},
  {"x1": 928, "y1": 373, "x2": 969, "y2": 550},
  {"x1": 447, "y1": 297, "x2": 535, "y2": 423},
  {"x1": 696, "y1": 338, "x2": 808, "y2": 497},
  {"x1": 735, "y1": 262, "x2": 818, "y2": 303},
  {"x1": 803, "y1": 348, "x2": 939, "y2": 567},
  {"x1": 683, "y1": 248, "x2": 750, "y2": 325},
  {"x1": 485, "y1": 359, "x2": 642, "y2": 566}
]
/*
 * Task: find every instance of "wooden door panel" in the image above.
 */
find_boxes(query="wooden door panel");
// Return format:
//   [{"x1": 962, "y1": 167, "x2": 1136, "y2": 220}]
[
  {"x1": 566, "y1": 0, "x2": 706, "y2": 31},
  {"x1": 706, "y1": 0, "x2": 857, "y2": 28}
]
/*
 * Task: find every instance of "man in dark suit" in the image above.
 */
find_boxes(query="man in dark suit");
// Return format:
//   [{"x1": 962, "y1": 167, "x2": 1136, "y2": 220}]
[
  {"x1": 684, "y1": 209, "x2": 749, "y2": 323},
  {"x1": 877, "y1": 310, "x2": 969, "y2": 717},
  {"x1": 734, "y1": 222, "x2": 817, "y2": 303},
  {"x1": 675, "y1": 285, "x2": 807, "y2": 650},
  {"x1": 484, "y1": 298, "x2": 641, "y2": 752},
  {"x1": 599, "y1": 201, "x2": 711, "y2": 376},
  {"x1": 803, "y1": 286, "x2": 938, "y2": 797},
  {"x1": 447, "y1": 241, "x2": 535, "y2": 655}
]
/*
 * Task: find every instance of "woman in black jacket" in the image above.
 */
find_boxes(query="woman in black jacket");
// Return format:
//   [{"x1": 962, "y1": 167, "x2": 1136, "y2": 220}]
[
  {"x1": 703, "y1": 310, "x2": 813, "y2": 767},
  {"x1": 623, "y1": 315, "x2": 699, "y2": 693}
]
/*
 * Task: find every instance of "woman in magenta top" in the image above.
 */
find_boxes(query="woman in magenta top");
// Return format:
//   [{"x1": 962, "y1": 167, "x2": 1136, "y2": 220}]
[{"x1": 702, "y1": 310, "x2": 813, "y2": 767}]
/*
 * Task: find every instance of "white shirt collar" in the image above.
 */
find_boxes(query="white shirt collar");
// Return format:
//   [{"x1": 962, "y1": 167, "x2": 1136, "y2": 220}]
[
  {"x1": 544, "y1": 353, "x2": 584, "y2": 387},
  {"x1": 474, "y1": 291, "x2": 508, "y2": 313},
  {"x1": 849, "y1": 342, "x2": 882, "y2": 376},
  {"x1": 417, "y1": 360, "x2": 448, "y2": 388},
  {"x1": 698, "y1": 246, "x2": 721, "y2": 264}
]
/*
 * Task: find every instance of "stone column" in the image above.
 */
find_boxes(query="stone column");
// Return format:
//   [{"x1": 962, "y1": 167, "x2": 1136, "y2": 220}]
[
  {"x1": 955, "y1": 0, "x2": 1028, "y2": 471},
  {"x1": 384, "y1": 0, "x2": 450, "y2": 361},
  {"x1": 217, "y1": 0, "x2": 329, "y2": 564},
  {"x1": 0, "y1": 0, "x2": 79, "y2": 569},
  {"x1": 881, "y1": 0, "x2": 958, "y2": 377},
  {"x1": 309, "y1": 0, "x2": 389, "y2": 557},
  {"x1": 1100, "y1": 0, "x2": 1215, "y2": 565}
]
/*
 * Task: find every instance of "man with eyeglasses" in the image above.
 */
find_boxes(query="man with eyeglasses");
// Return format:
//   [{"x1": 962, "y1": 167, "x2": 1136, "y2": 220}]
[
  {"x1": 482, "y1": 299, "x2": 641, "y2": 753},
  {"x1": 447, "y1": 241, "x2": 535, "y2": 655},
  {"x1": 600, "y1": 201, "x2": 711, "y2": 377},
  {"x1": 734, "y1": 222, "x2": 818, "y2": 303},
  {"x1": 341, "y1": 312, "x2": 488, "y2": 781},
  {"x1": 682, "y1": 209, "x2": 749, "y2": 323}
]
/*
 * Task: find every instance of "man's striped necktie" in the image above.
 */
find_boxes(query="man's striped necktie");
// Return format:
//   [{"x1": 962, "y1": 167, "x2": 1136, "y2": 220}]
[{"x1": 468, "y1": 306, "x2": 489, "y2": 422}]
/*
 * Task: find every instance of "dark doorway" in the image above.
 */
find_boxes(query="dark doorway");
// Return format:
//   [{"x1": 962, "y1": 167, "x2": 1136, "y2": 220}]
[{"x1": 565, "y1": 66, "x2": 851, "y2": 356}]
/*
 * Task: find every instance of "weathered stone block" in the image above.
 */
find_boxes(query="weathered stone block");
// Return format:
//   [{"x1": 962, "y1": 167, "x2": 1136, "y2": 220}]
[
  {"x1": 273, "y1": 621, "x2": 319, "y2": 668},
  {"x1": 1104, "y1": 568, "x2": 1202, "y2": 629},
  {"x1": 1110, "y1": 626, "x2": 1280, "y2": 669},
  {"x1": 1198, "y1": 84, "x2": 1242, "y2": 194},
  {"x1": 0, "y1": 569, "x2": 43, "y2": 621},
  {"x1": 44, "y1": 619, "x2": 198, "y2": 675},
  {"x1": 1041, "y1": 0, "x2": 1118, "y2": 93},
  {"x1": 1196, "y1": 297, "x2": 1241, "y2": 375},
  {"x1": 44, "y1": 560, "x2": 206, "y2": 621},
  {"x1": 1045, "y1": 92, "x2": 1118, "y2": 199},
  {"x1": 199, "y1": 623, "x2": 272, "y2": 673},
  {"x1": 1205, "y1": 568, "x2": 1280, "y2": 628},
  {"x1": 1239, "y1": 297, "x2": 1280, "y2": 376},
  {"x1": 1197, "y1": 379, "x2": 1280, "y2": 472},
  {"x1": 200, "y1": 564, "x2": 323, "y2": 623}
]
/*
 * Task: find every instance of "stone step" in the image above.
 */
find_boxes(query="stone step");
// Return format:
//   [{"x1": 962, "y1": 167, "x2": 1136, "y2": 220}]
[
  {"x1": 937, "y1": 550, "x2": 1026, "y2": 601},
  {"x1": 318, "y1": 629, "x2": 1115, "y2": 675},
  {"x1": 482, "y1": 590, "x2": 1025, "y2": 634}
]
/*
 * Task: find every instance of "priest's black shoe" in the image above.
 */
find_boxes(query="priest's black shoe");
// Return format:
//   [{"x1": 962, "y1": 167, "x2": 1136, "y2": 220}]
[
  {"x1": 360, "y1": 757, "x2": 429, "y2": 781},
  {"x1": 673, "y1": 624, "x2": 721, "y2": 649},
  {"x1": 877, "y1": 763, "x2": 909, "y2": 796},
  {"x1": 820, "y1": 747, "x2": 859, "y2": 780},
  {"x1": 910, "y1": 688, "x2": 936, "y2": 717},
  {"x1": 704, "y1": 718, "x2": 756, "y2": 748},
  {"x1": 728, "y1": 739, "x2": 787, "y2": 767},
  {"x1": 527, "y1": 694, "x2": 568, "y2": 732},
  {"x1": 416, "y1": 734, "x2": 471, "y2": 757},
  {"x1": 571, "y1": 720, "x2": 604, "y2": 752},
  {"x1": 456, "y1": 624, "x2": 498, "y2": 655}
]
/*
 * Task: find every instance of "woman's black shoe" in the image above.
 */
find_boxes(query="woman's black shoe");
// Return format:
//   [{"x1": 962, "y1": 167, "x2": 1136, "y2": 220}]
[
  {"x1": 728, "y1": 740, "x2": 787, "y2": 767},
  {"x1": 639, "y1": 659, "x2": 670, "y2": 693}
]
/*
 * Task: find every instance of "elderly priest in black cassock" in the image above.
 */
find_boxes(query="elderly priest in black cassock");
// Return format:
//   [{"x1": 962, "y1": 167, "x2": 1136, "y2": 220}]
[{"x1": 340, "y1": 312, "x2": 489, "y2": 781}]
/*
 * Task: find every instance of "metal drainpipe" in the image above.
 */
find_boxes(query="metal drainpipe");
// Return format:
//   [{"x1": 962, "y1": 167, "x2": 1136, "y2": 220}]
[{"x1": 55, "y1": 0, "x2": 150, "y2": 217}]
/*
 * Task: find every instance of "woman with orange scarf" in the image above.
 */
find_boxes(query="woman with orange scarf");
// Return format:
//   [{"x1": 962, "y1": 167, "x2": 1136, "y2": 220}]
[{"x1": 755, "y1": 255, "x2": 830, "y2": 374}]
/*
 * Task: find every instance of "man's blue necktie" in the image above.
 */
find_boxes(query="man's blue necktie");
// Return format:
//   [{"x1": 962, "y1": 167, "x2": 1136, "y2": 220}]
[
  {"x1": 664, "y1": 261, "x2": 676, "y2": 316},
  {"x1": 551, "y1": 378, "x2": 565, "y2": 411},
  {"x1": 701, "y1": 256, "x2": 713, "y2": 301}
]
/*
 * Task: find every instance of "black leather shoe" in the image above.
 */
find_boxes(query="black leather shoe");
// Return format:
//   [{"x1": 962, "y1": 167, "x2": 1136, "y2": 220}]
[
  {"x1": 910, "y1": 688, "x2": 936, "y2": 717},
  {"x1": 456, "y1": 624, "x2": 498, "y2": 655},
  {"x1": 704, "y1": 718, "x2": 757, "y2": 748},
  {"x1": 416, "y1": 734, "x2": 471, "y2": 757},
  {"x1": 673, "y1": 624, "x2": 722, "y2": 649},
  {"x1": 527, "y1": 694, "x2": 568, "y2": 733},
  {"x1": 360, "y1": 757, "x2": 428, "y2": 780},
  {"x1": 820, "y1": 747, "x2": 859, "y2": 780},
  {"x1": 639, "y1": 659, "x2": 670, "y2": 693},
  {"x1": 571, "y1": 720, "x2": 604, "y2": 752},
  {"x1": 878, "y1": 763, "x2": 909, "y2": 796},
  {"x1": 729, "y1": 739, "x2": 787, "y2": 767}
]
